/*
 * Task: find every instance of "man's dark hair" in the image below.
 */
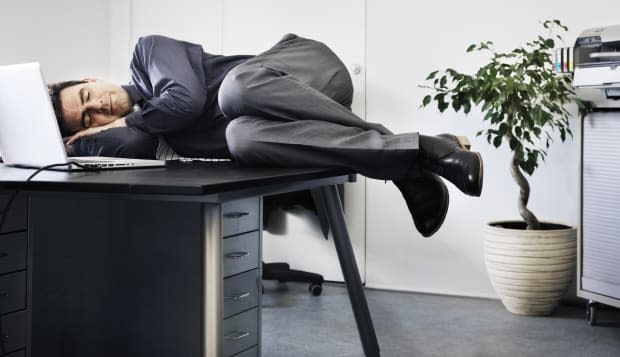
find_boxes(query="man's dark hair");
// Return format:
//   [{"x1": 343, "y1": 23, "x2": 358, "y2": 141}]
[{"x1": 48, "y1": 80, "x2": 86, "y2": 136}]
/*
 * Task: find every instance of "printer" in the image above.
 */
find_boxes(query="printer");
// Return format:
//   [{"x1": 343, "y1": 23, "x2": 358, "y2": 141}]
[{"x1": 573, "y1": 24, "x2": 620, "y2": 108}]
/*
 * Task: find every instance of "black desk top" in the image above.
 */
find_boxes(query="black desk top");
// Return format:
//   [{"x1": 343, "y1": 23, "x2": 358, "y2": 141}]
[{"x1": 0, "y1": 163, "x2": 353, "y2": 195}]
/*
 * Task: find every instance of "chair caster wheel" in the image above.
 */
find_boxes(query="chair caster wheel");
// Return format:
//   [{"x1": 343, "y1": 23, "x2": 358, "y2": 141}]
[{"x1": 309, "y1": 283, "x2": 322, "y2": 296}]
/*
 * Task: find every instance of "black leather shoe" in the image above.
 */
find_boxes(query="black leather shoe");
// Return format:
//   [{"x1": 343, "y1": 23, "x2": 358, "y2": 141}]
[
  {"x1": 419, "y1": 135, "x2": 483, "y2": 197},
  {"x1": 393, "y1": 171, "x2": 449, "y2": 237}
]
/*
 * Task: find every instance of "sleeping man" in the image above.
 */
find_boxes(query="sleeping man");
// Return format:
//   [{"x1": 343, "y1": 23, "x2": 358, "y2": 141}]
[{"x1": 48, "y1": 33, "x2": 483, "y2": 237}]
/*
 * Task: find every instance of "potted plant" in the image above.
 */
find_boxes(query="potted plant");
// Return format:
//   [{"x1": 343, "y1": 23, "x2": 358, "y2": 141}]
[{"x1": 421, "y1": 20, "x2": 588, "y2": 315}]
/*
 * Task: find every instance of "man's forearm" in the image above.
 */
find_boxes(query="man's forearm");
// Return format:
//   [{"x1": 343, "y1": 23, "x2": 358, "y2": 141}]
[{"x1": 71, "y1": 126, "x2": 158, "y2": 159}]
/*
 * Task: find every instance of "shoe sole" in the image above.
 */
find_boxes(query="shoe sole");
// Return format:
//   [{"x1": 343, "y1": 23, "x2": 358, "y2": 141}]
[
  {"x1": 422, "y1": 174, "x2": 450, "y2": 237},
  {"x1": 474, "y1": 151, "x2": 484, "y2": 197}
]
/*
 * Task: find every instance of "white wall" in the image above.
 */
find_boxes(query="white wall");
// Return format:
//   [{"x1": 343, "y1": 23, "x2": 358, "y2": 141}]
[
  {"x1": 0, "y1": 0, "x2": 109, "y2": 82},
  {"x1": 108, "y1": 0, "x2": 222, "y2": 83},
  {"x1": 365, "y1": 0, "x2": 620, "y2": 297}
]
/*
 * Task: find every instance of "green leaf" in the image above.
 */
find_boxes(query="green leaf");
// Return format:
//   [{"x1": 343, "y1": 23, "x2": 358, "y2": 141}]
[
  {"x1": 493, "y1": 135, "x2": 503, "y2": 148},
  {"x1": 499, "y1": 123, "x2": 509, "y2": 136},
  {"x1": 544, "y1": 39, "x2": 555, "y2": 48},
  {"x1": 509, "y1": 138, "x2": 519, "y2": 150},
  {"x1": 422, "y1": 95, "x2": 432, "y2": 107},
  {"x1": 440, "y1": 76, "x2": 447, "y2": 88},
  {"x1": 481, "y1": 101, "x2": 493, "y2": 113},
  {"x1": 435, "y1": 93, "x2": 448, "y2": 113},
  {"x1": 467, "y1": 44, "x2": 476, "y2": 52},
  {"x1": 452, "y1": 99, "x2": 462, "y2": 112},
  {"x1": 515, "y1": 126, "x2": 522, "y2": 137},
  {"x1": 426, "y1": 71, "x2": 439, "y2": 80},
  {"x1": 463, "y1": 102, "x2": 472, "y2": 114}
]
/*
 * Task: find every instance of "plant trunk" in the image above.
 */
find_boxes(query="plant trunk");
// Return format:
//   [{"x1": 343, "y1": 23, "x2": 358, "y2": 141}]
[{"x1": 510, "y1": 150, "x2": 541, "y2": 230}]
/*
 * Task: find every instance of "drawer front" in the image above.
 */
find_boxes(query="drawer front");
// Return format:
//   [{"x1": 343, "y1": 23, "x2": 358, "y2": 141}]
[
  {"x1": 0, "y1": 233, "x2": 27, "y2": 275},
  {"x1": 0, "y1": 193, "x2": 27, "y2": 233},
  {"x1": 0, "y1": 271, "x2": 26, "y2": 315},
  {"x1": 0, "y1": 310, "x2": 26, "y2": 353},
  {"x1": 223, "y1": 231, "x2": 260, "y2": 278},
  {"x1": 232, "y1": 345, "x2": 258, "y2": 357},
  {"x1": 5, "y1": 350, "x2": 25, "y2": 357},
  {"x1": 223, "y1": 197, "x2": 260, "y2": 237},
  {"x1": 223, "y1": 308, "x2": 259, "y2": 357},
  {"x1": 224, "y1": 269, "x2": 260, "y2": 319}
]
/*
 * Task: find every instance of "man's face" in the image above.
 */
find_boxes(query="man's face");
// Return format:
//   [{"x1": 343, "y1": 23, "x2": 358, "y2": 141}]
[{"x1": 60, "y1": 79, "x2": 133, "y2": 134}]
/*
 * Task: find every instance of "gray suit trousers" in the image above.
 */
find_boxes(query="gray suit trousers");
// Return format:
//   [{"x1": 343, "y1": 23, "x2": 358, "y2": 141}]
[{"x1": 218, "y1": 33, "x2": 419, "y2": 180}]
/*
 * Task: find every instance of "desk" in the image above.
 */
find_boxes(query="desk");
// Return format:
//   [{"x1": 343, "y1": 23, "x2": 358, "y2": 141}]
[{"x1": 0, "y1": 164, "x2": 379, "y2": 357}]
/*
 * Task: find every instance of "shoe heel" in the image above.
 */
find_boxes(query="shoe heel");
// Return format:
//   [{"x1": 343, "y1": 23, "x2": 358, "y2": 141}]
[{"x1": 456, "y1": 136, "x2": 471, "y2": 150}]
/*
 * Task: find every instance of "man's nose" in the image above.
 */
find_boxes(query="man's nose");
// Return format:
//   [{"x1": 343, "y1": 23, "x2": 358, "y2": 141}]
[{"x1": 85, "y1": 98, "x2": 104, "y2": 112}]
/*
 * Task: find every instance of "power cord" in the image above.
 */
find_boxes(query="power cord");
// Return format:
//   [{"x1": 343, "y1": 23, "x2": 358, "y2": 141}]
[{"x1": 0, "y1": 162, "x2": 99, "y2": 354}]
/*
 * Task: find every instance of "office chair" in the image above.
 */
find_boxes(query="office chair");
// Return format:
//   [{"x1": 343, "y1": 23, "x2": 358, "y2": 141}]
[{"x1": 262, "y1": 186, "x2": 344, "y2": 296}]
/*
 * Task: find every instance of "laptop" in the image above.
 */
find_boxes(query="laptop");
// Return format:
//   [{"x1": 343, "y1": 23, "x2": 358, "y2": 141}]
[{"x1": 0, "y1": 62, "x2": 165, "y2": 170}]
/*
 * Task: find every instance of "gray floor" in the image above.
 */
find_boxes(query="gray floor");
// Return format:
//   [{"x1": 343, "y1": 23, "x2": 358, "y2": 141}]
[{"x1": 261, "y1": 281, "x2": 620, "y2": 357}]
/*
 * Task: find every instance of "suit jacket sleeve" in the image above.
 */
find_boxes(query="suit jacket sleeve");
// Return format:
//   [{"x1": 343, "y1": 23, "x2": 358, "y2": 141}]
[
  {"x1": 73, "y1": 126, "x2": 158, "y2": 159},
  {"x1": 125, "y1": 35, "x2": 208, "y2": 134}
]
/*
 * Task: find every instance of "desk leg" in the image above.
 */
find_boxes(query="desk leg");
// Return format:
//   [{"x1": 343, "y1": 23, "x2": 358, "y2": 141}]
[
  {"x1": 320, "y1": 185, "x2": 380, "y2": 357},
  {"x1": 203, "y1": 203, "x2": 223, "y2": 357}
]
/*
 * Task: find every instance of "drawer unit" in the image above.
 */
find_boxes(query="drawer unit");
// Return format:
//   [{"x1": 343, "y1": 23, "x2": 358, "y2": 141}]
[
  {"x1": 223, "y1": 231, "x2": 260, "y2": 278},
  {"x1": 222, "y1": 197, "x2": 262, "y2": 356},
  {"x1": 0, "y1": 233, "x2": 27, "y2": 276},
  {"x1": 0, "y1": 311, "x2": 26, "y2": 354},
  {"x1": 223, "y1": 197, "x2": 260, "y2": 237},
  {"x1": 232, "y1": 345, "x2": 258, "y2": 357},
  {"x1": 0, "y1": 272, "x2": 26, "y2": 315},
  {"x1": 223, "y1": 308, "x2": 259, "y2": 357},
  {"x1": 224, "y1": 269, "x2": 260, "y2": 319},
  {"x1": 0, "y1": 193, "x2": 27, "y2": 234}
]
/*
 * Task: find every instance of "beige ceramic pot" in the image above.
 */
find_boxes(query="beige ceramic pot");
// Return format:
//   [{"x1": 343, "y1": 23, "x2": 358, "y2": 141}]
[{"x1": 483, "y1": 221, "x2": 577, "y2": 316}]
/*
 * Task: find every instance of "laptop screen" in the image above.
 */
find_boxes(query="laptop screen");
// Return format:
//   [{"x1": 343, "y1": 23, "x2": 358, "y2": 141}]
[{"x1": 0, "y1": 62, "x2": 69, "y2": 167}]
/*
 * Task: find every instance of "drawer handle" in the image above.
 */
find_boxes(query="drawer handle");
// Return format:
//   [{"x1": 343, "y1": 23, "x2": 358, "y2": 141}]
[
  {"x1": 225, "y1": 251, "x2": 249, "y2": 260},
  {"x1": 0, "y1": 252, "x2": 7, "y2": 258},
  {"x1": 0, "y1": 292, "x2": 7, "y2": 297},
  {"x1": 224, "y1": 330, "x2": 250, "y2": 341},
  {"x1": 224, "y1": 212, "x2": 250, "y2": 219},
  {"x1": 224, "y1": 292, "x2": 250, "y2": 301}
]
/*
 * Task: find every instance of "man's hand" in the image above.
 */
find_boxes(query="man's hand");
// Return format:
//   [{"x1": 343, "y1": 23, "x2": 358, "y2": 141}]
[
  {"x1": 63, "y1": 139, "x2": 75, "y2": 156},
  {"x1": 65, "y1": 118, "x2": 127, "y2": 146}
]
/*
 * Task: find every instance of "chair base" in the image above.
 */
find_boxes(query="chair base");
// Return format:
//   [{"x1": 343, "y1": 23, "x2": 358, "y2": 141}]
[{"x1": 262, "y1": 262, "x2": 324, "y2": 296}]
